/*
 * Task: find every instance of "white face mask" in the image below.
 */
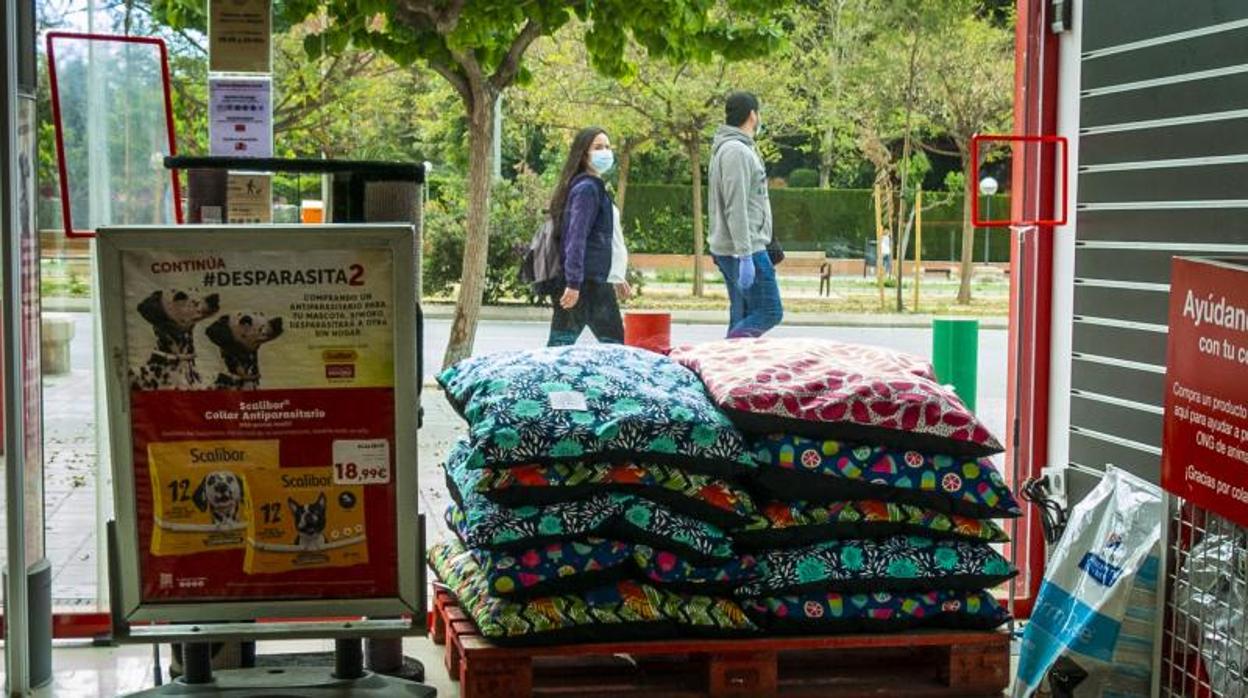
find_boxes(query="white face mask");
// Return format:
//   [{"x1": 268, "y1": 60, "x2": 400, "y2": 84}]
[{"x1": 590, "y1": 149, "x2": 615, "y2": 175}]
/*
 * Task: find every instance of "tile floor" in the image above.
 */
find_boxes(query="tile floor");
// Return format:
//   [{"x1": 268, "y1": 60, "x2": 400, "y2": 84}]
[{"x1": 3, "y1": 638, "x2": 460, "y2": 697}]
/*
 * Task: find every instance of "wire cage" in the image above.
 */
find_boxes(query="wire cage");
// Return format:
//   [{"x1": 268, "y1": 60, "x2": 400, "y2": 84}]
[{"x1": 1159, "y1": 499, "x2": 1248, "y2": 698}]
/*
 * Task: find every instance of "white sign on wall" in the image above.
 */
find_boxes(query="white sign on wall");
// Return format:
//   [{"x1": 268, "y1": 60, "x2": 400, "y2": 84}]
[{"x1": 209, "y1": 77, "x2": 272, "y2": 158}]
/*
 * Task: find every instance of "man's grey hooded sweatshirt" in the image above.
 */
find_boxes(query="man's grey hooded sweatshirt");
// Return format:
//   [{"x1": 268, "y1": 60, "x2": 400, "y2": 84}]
[{"x1": 708, "y1": 125, "x2": 773, "y2": 257}]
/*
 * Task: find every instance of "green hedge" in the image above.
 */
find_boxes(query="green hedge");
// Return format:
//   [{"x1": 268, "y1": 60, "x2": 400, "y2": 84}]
[{"x1": 622, "y1": 184, "x2": 1012, "y2": 262}]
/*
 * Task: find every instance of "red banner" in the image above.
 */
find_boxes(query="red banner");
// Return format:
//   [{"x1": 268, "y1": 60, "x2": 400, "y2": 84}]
[
  {"x1": 1162, "y1": 257, "x2": 1248, "y2": 527},
  {"x1": 132, "y1": 387, "x2": 398, "y2": 602}
]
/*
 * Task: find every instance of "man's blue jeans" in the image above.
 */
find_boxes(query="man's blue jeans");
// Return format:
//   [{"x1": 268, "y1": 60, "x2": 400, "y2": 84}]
[{"x1": 713, "y1": 251, "x2": 784, "y2": 338}]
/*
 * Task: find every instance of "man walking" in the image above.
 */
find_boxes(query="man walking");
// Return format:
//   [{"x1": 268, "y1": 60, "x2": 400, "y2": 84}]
[{"x1": 708, "y1": 91, "x2": 783, "y2": 338}]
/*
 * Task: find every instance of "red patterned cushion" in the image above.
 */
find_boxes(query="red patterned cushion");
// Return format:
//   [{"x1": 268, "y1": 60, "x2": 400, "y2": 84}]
[{"x1": 670, "y1": 338, "x2": 1003, "y2": 457}]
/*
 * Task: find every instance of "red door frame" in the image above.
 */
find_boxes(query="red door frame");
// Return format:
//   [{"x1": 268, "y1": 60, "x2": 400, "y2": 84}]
[{"x1": 1006, "y1": 0, "x2": 1062, "y2": 620}]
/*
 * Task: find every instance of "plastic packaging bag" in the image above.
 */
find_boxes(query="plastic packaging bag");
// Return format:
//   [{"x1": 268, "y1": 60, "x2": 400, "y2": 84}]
[
  {"x1": 1015, "y1": 466, "x2": 1162, "y2": 697},
  {"x1": 1173, "y1": 526, "x2": 1248, "y2": 698}
]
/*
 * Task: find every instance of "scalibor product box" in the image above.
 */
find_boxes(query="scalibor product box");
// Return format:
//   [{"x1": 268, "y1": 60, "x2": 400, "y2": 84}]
[
  {"x1": 244, "y1": 466, "x2": 368, "y2": 574},
  {"x1": 148, "y1": 440, "x2": 280, "y2": 556}
]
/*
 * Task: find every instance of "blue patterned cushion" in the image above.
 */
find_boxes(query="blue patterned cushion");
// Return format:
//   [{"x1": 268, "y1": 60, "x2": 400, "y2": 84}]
[
  {"x1": 736, "y1": 535, "x2": 1017, "y2": 597},
  {"x1": 438, "y1": 345, "x2": 753, "y2": 478},
  {"x1": 741, "y1": 589, "x2": 1009, "y2": 633},
  {"x1": 752, "y1": 434, "x2": 1022, "y2": 519}
]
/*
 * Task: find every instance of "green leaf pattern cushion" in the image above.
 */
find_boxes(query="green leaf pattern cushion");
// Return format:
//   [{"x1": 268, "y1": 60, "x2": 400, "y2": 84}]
[
  {"x1": 444, "y1": 439, "x2": 757, "y2": 529},
  {"x1": 735, "y1": 499, "x2": 1010, "y2": 550},
  {"x1": 446, "y1": 494, "x2": 735, "y2": 565},
  {"x1": 429, "y1": 539, "x2": 757, "y2": 646},
  {"x1": 737, "y1": 535, "x2": 1017, "y2": 598},
  {"x1": 437, "y1": 345, "x2": 753, "y2": 477},
  {"x1": 742, "y1": 589, "x2": 1010, "y2": 633}
]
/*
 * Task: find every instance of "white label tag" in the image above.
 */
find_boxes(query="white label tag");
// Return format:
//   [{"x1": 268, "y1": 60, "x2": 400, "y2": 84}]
[
  {"x1": 332, "y1": 439, "x2": 391, "y2": 485},
  {"x1": 548, "y1": 390, "x2": 589, "y2": 411}
]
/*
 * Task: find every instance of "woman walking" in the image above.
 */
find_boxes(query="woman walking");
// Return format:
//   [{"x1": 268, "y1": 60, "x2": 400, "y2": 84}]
[{"x1": 547, "y1": 127, "x2": 629, "y2": 346}]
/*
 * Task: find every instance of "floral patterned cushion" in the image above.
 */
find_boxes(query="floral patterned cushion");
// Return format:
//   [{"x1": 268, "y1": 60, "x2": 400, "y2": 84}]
[
  {"x1": 735, "y1": 535, "x2": 1017, "y2": 598},
  {"x1": 736, "y1": 499, "x2": 1010, "y2": 551},
  {"x1": 741, "y1": 589, "x2": 1010, "y2": 634},
  {"x1": 670, "y1": 338, "x2": 1004, "y2": 457},
  {"x1": 444, "y1": 440, "x2": 757, "y2": 529},
  {"x1": 475, "y1": 538, "x2": 635, "y2": 599},
  {"x1": 632, "y1": 545, "x2": 763, "y2": 596},
  {"x1": 429, "y1": 539, "x2": 757, "y2": 646},
  {"x1": 752, "y1": 434, "x2": 1021, "y2": 519},
  {"x1": 438, "y1": 345, "x2": 753, "y2": 477},
  {"x1": 446, "y1": 494, "x2": 736, "y2": 565}
]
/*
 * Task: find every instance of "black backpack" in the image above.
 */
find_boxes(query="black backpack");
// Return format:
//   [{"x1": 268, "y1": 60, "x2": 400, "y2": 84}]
[{"x1": 520, "y1": 217, "x2": 562, "y2": 295}]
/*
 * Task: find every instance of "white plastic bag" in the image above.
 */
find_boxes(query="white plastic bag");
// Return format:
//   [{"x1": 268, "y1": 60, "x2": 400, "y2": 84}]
[
  {"x1": 1014, "y1": 466, "x2": 1162, "y2": 697},
  {"x1": 1173, "y1": 527, "x2": 1248, "y2": 698}
]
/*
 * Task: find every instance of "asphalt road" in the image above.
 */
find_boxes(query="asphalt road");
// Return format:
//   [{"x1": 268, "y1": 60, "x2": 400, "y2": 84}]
[{"x1": 421, "y1": 318, "x2": 1009, "y2": 444}]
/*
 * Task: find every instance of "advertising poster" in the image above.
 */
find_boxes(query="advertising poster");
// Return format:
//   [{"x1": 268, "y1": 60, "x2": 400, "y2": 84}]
[
  {"x1": 209, "y1": 0, "x2": 272, "y2": 73},
  {"x1": 209, "y1": 78, "x2": 272, "y2": 158},
  {"x1": 123, "y1": 246, "x2": 399, "y2": 602},
  {"x1": 227, "y1": 173, "x2": 272, "y2": 223},
  {"x1": 1162, "y1": 257, "x2": 1248, "y2": 527}
]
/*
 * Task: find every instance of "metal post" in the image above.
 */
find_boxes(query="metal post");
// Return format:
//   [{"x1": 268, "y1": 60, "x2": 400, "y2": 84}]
[
  {"x1": 3, "y1": 0, "x2": 34, "y2": 690},
  {"x1": 334, "y1": 639, "x2": 365, "y2": 680},
  {"x1": 983, "y1": 196, "x2": 991, "y2": 264},
  {"x1": 932, "y1": 318, "x2": 979, "y2": 412},
  {"x1": 181, "y1": 643, "x2": 214, "y2": 685},
  {"x1": 913, "y1": 188, "x2": 922, "y2": 310}
]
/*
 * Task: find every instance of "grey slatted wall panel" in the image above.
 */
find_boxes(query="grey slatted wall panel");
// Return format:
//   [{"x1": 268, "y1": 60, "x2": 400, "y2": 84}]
[{"x1": 1070, "y1": 1, "x2": 1248, "y2": 496}]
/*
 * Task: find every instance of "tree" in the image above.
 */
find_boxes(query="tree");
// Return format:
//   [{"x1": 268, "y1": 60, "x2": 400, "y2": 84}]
[
  {"x1": 284, "y1": 1, "x2": 787, "y2": 367},
  {"x1": 921, "y1": 15, "x2": 1013, "y2": 304},
  {"x1": 778, "y1": 0, "x2": 873, "y2": 188},
  {"x1": 846, "y1": 0, "x2": 965, "y2": 312}
]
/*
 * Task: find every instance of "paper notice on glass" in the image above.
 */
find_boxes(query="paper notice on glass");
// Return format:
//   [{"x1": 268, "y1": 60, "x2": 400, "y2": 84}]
[
  {"x1": 209, "y1": 0, "x2": 272, "y2": 73},
  {"x1": 227, "y1": 173, "x2": 272, "y2": 223},
  {"x1": 209, "y1": 77, "x2": 272, "y2": 158}
]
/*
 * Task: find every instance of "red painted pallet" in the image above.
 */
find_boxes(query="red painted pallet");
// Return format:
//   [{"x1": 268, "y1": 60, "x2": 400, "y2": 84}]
[{"x1": 429, "y1": 588, "x2": 1010, "y2": 697}]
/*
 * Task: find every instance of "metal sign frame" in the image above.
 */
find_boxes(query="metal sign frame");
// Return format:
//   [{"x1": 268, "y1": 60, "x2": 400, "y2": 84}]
[
  {"x1": 46, "y1": 32, "x2": 184, "y2": 238},
  {"x1": 96, "y1": 224, "x2": 421, "y2": 633}
]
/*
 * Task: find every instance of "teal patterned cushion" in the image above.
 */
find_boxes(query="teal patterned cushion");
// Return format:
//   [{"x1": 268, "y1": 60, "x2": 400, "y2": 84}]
[
  {"x1": 438, "y1": 345, "x2": 753, "y2": 478},
  {"x1": 736, "y1": 535, "x2": 1017, "y2": 597},
  {"x1": 446, "y1": 494, "x2": 736, "y2": 565}
]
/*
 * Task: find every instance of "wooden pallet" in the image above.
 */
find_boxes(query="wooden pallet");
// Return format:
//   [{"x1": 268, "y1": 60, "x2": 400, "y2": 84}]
[{"x1": 430, "y1": 588, "x2": 1010, "y2": 698}]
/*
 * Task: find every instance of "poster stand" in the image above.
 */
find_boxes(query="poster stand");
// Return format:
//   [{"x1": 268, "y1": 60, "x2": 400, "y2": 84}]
[{"x1": 96, "y1": 225, "x2": 429, "y2": 695}]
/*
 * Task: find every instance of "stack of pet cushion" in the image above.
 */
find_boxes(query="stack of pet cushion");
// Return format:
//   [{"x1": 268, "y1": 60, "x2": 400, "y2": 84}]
[
  {"x1": 428, "y1": 344, "x2": 763, "y2": 645},
  {"x1": 670, "y1": 338, "x2": 1018, "y2": 634}
]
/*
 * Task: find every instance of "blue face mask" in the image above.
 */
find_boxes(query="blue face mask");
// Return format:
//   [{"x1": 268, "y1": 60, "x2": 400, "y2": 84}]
[{"x1": 590, "y1": 149, "x2": 615, "y2": 175}]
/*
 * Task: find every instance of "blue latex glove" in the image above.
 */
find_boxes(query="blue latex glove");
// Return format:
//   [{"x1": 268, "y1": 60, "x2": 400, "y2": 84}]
[{"x1": 737, "y1": 255, "x2": 756, "y2": 291}]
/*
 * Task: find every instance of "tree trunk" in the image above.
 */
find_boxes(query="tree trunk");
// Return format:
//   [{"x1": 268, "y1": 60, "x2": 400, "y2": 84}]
[
  {"x1": 617, "y1": 141, "x2": 633, "y2": 213},
  {"x1": 442, "y1": 88, "x2": 497, "y2": 369},
  {"x1": 818, "y1": 126, "x2": 834, "y2": 188},
  {"x1": 957, "y1": 154, "x2": 975, "y2": 304},
  {"x1": 690, "y1": 138, "x2": 705, "y2": 297},
  {"x1": 895, "y1": 33, "x2": 921, "y2": 313}
]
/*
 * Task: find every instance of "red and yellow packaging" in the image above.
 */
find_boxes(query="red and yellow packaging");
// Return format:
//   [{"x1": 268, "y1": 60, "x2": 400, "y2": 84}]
[
  {"x1": 148, "y1": 440, "x2": 279, "y2": 557},
  {"x1": 243, "y1": 466, "x2": 368, "y2": 574}
]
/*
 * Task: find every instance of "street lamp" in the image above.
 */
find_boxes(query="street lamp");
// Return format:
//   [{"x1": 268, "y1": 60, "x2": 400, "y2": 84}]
[{"x1": 979, "y1": 177, "x2": 998, "y2": 264}]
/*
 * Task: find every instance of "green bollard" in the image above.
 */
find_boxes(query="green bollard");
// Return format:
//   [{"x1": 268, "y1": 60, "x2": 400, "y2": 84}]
[{"x1": 932, "y1": 318, "x2": 979, "y2": 412}]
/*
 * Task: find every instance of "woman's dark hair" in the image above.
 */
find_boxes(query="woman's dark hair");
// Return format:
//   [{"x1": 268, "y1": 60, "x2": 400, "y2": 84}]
[{"x1": 549, "y1": 126, "x2": 607, "y2": 236}]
